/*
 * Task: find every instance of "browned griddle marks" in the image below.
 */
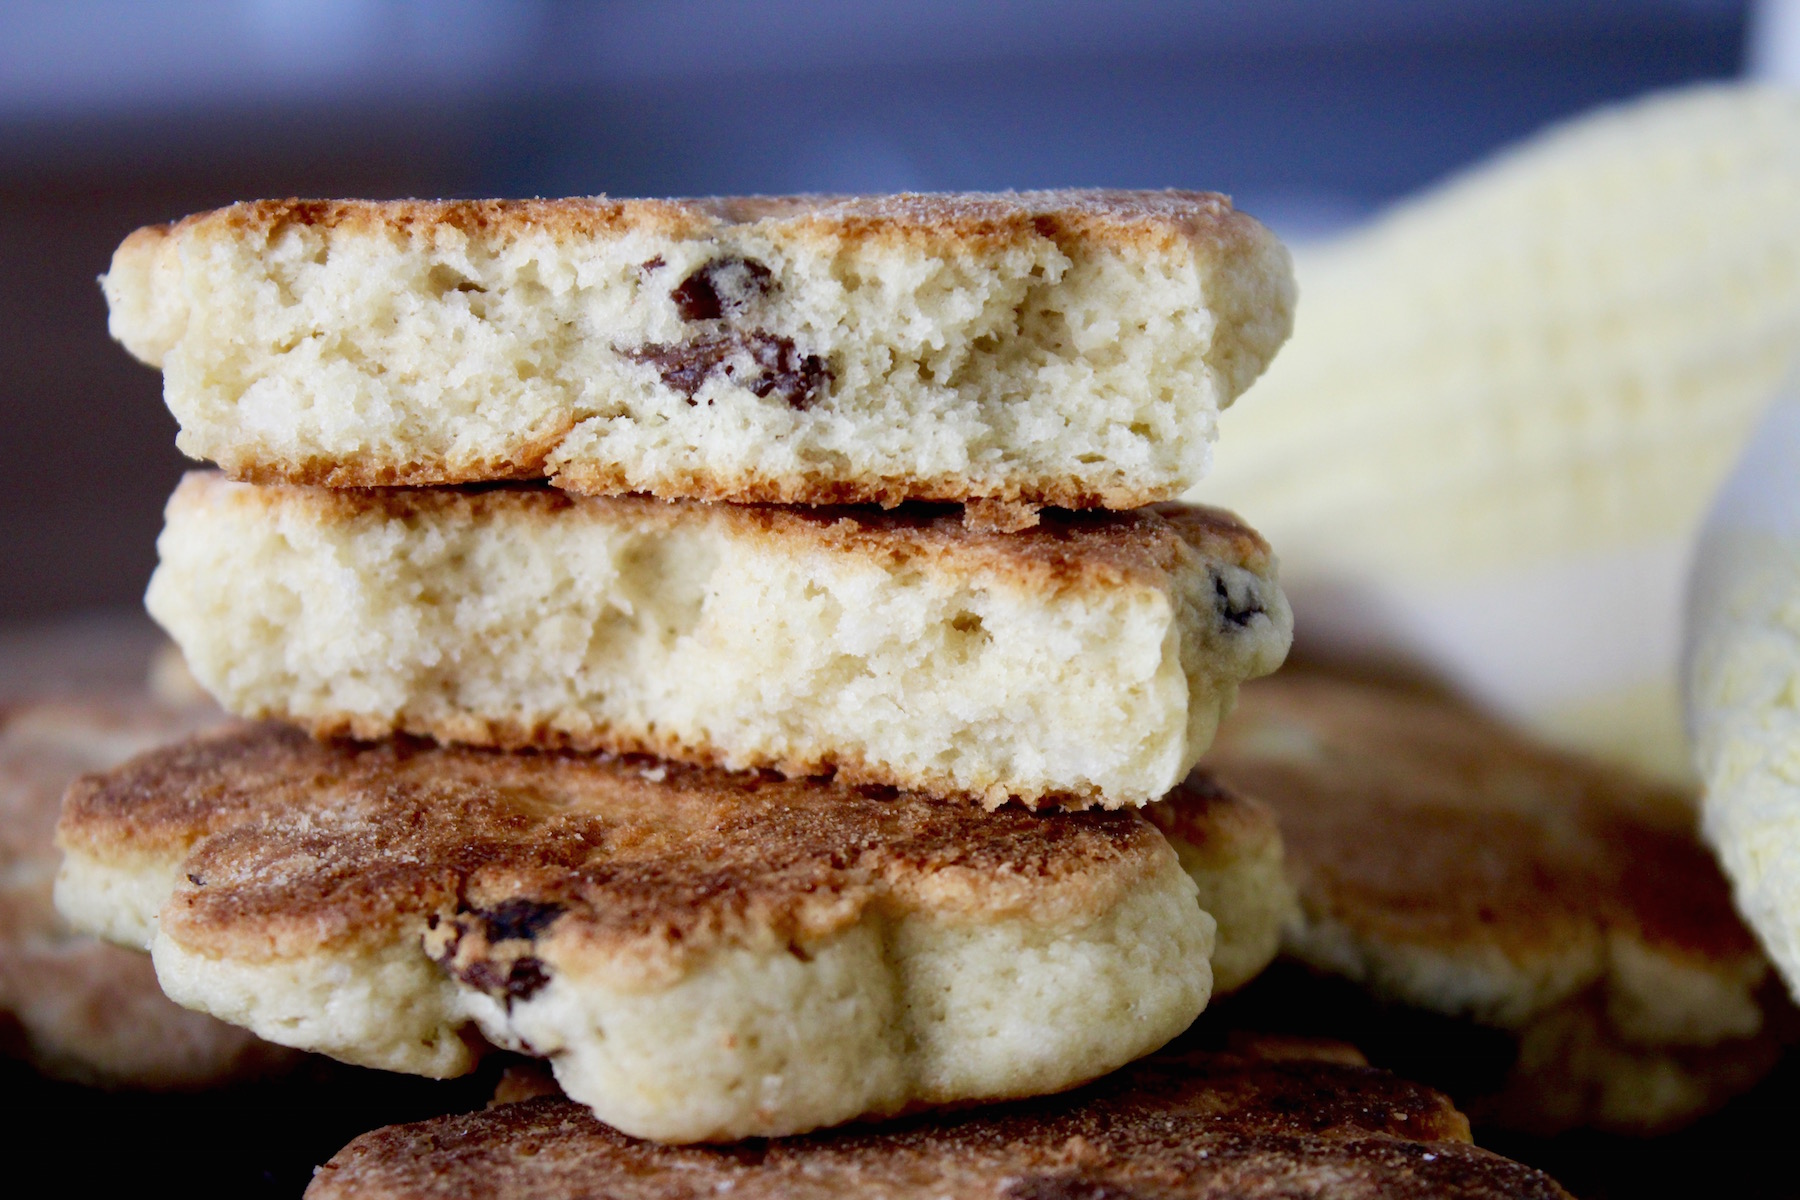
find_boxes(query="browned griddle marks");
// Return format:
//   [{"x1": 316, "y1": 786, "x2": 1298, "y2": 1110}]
[
  {"x1": 63, "y1": 722, "x2": 1159, "y2": 970},
  {"x1": 1208, "y1": 672, "x2": 1764, "y2": 967},
  {"x1": 305, "y1": 1047, "x2": 1573, "y2": 1199}
]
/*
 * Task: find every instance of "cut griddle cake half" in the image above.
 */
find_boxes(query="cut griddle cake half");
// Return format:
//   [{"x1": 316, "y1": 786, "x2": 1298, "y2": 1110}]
[
  {"x1": 307, "y1": 1040, "x2": 1572, "y2": 1200},
  {"x1": 1203, "y1": 670, "x2": 1784, "y2": 1134},
  {"x1": 54, "y1": 723, "x2": 1285, "y2": 1143},
  {"x1": 102, "y1": 190, "x2": 1294, "y2": 509},
  {"x1": 148, "y1": 473, "x2": 1292, "y2": 808}
]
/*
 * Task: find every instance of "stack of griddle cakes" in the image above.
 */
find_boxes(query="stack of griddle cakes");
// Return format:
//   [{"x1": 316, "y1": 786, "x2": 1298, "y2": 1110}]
[{"x1": 37, "y1": 187, "x2": 1714, "y2": 1197}]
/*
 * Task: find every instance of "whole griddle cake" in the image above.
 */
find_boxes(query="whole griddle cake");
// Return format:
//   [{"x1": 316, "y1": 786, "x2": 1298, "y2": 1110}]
[
  {"x1": 0, "y1": 694, "x2": 294, "y2": 1087},
  {"x1": 52, "y1": 722, "x2": 1283, "y2": 1143},
  {"x1": 102, "y1": 190, "x2": 1293, "y2": 510},
  {"x1": 148, "y1": 473, "x2": 1291, "y2": 809},
  {"x1": 1202, "y1": 669, "x2": 1784, "y2": 1133},
  {"x1": 307, "y1": 1040, "x2": 1571, "y2": 1200}
]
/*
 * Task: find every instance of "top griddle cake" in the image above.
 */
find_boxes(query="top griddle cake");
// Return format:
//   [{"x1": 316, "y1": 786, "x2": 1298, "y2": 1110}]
[
  {"x1": 306, "y1": 1042, "x2": 1572, "y2": 1200},
  {"x1": 101, "y1": 191, "x2": 1294, "y2": 508},
  {"x1": 1203, "y1": 670, "x2": 1781, "y2": 1134}
]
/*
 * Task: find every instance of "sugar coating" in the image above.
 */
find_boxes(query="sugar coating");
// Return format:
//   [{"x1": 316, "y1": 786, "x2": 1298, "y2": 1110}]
[
  {"x1": 103, "y1": 191, "x2": 1294, "y2": 509},
  {"x1": 146, "y1": 474, "x2": 1291, "y2": 808}
]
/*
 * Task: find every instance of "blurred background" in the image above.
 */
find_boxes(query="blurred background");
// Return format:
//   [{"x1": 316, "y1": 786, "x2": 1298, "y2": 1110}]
[
  {"x1": 6, "y1": 12, "x2": 1800, "y2": 1198},
  {"x1": 0, "y1": 0, "x2": 1784, "y2": 623}
]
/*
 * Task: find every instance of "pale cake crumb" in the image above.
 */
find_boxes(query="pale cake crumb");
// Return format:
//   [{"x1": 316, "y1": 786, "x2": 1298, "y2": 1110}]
[
  {"x1": 146, "y1": 473, "x2": 1293, "y2": 809},
  {"x1": 102, "y1": 191, "x2": 1294, "y2": 508}
]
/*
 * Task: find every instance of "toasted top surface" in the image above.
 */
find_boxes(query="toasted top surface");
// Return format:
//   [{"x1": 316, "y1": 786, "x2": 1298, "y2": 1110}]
[
  {"x1": 120, "y1": 190, "x2": 1265, "y2": 263},
  {"x1": 59, "y1": 722, "x2": 1174, "y2": 972},
  {"x1": 309, "y1": 1041, "x2": 1570, "y2": 1200},
  {"x1": 1202, "y1": 672, "x2": 1760, "y2": 974},
  {"x1": 3, "y1": 697, "x2": 216, "y2": 873},
  {"x1": 170, "y1": 472, "x2": 1274, "y2": 595},
  {"x1": 1145, "y1": 770, "x2": 1284, "y2": 870}
]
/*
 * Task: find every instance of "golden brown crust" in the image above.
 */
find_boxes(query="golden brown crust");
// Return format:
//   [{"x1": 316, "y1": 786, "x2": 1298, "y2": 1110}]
[
  {"x1": 2, "y1": 697, "x2": 296, "y2": 1087},
  {"x1": 1203, "y1": 671, "x2": 1762, "y2": 984},
  {"x1": 239, "y1": 455, "x2": 1178, "y2": 513},
  {"x1": 58, "y1": 722, "x2": 1169, "y2": 976},
  {"x1": 132, "y1": 190, "x2": 1262, "y2": 263},
  {"x1": 3, "y1": 701, "x2": 204, "y2": 865},
  {"x1": 307, "y1": 1042, "x2": 1572, "y2": 1200},
  {"x1": 1143, "y1": 771, "x2": 1284, "y2": 874},
  {"x1": 176, "y1": 472, "x2": 1271, "y2": 597},
  {"x1": 216, "y1": 422, "x2": 1207, "y2": 508}
]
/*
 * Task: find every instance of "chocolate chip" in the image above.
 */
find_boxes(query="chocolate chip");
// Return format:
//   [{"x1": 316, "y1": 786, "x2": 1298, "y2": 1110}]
[
  {"x1": 456, "y1": 956, "x2": 554, "y2": 1004},
  {"x1": 671, "y1": 256, "x2": 773, "y2": 322},
  {"x1": 625, "y1": 332, "x2": 831, "y2": 410},
  {"x1": 1212, "y1": 570, "x2": 1267, "y2": 628},
  {"x1": 629, "y1": 333, "x2": 733, "y2": 399},
  {"x1": 425, "y1": 905, "x2": 559, "y2": 1007},
  {"x1": 501, "y1": 957, "x2": 552, "y2": 1002},
  {"x1": 744, "y1": 335, "x2": 830, "y2": 410},
  {"x1": 476, "y1": 897, "x2": 565, "y2": 943},
  {"x1": 671, "y1": 271, "x2": 723, "y2": 321}
]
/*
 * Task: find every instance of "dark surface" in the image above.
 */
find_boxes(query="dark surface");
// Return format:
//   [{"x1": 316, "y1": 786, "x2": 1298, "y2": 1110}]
[
  {"x1": 1486, "y1": 1056, "x2": 1800, "y2": 1200},
  {"x1": 1483, "y1": 1050, "x2": 1800, "y2": 1200},
  {"x1": 5, "y1": 1030, "x2": 1799, "y2": 1198},
  {"x1": 1209, "y1": 963, "x2": 1800, "y2": 1199},
  {"x1": 0, "y1": 1053, "x2": 499, "y2": 1198}
]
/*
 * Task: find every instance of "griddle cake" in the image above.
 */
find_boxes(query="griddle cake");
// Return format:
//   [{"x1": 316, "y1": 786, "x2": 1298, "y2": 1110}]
[
  {"x1": 149, "y1": 473, "x2": 1291, "y2": 808},
  {"x1": 53, "y1": 722, "x2": 1285, "y2": 1142},
  {"x1": 1147, "y1": 770, "x2": 1295, "y2": 994},
  {"x1": 1, "y1": 696, "x2": 292, "y2": 1087},
  {"x1": 1203, "y1": 670, "x2": 1782, "y2": 1132},
  {"x1": 307, "y1": 1041, "x2": 1571, "y2": 1199},
  {"x1": 103, "y1": 190, "x2": 1293, "y2": 509}
]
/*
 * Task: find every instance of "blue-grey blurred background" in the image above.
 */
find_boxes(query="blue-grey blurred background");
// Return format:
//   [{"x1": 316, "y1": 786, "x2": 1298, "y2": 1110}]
[{"x1": 0, "y1": 0, "x2": 1776, "y2": 621}]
